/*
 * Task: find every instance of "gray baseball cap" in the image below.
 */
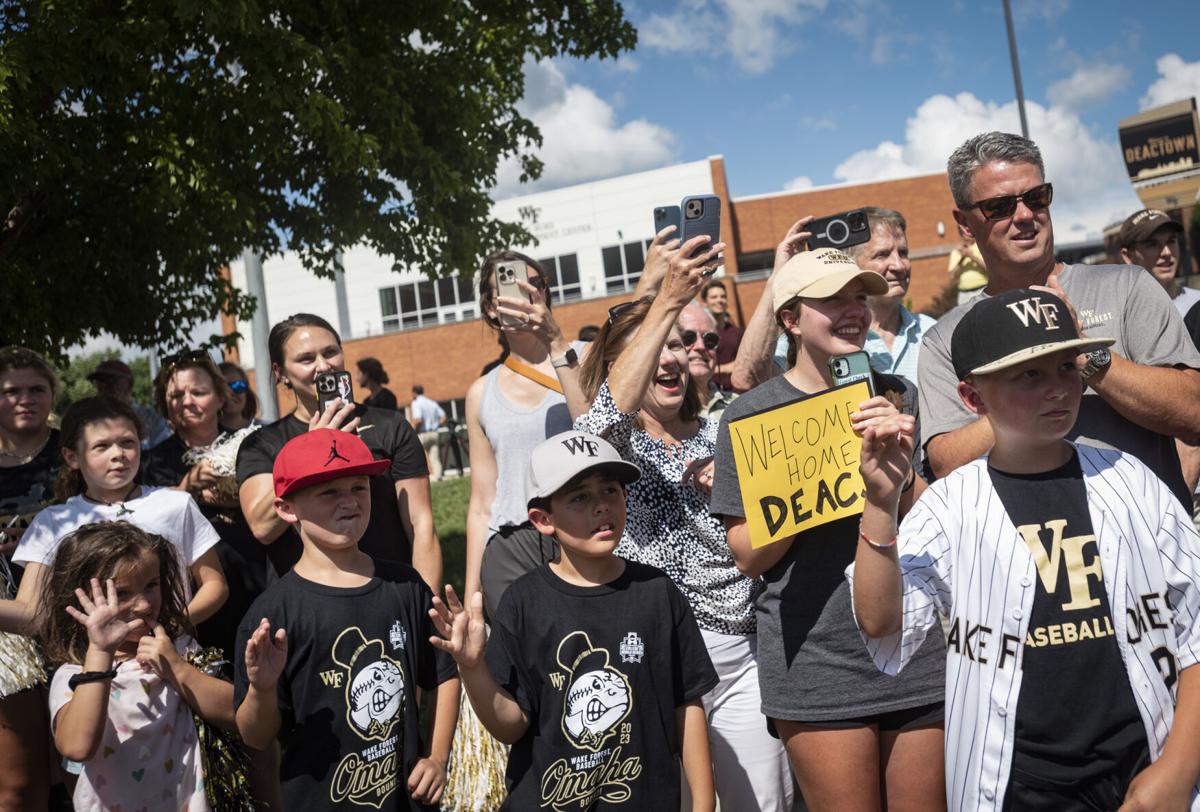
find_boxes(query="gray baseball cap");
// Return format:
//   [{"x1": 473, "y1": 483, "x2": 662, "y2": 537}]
[{"x1": 525, "y1": 430, "x2": 641, "y2": 506}]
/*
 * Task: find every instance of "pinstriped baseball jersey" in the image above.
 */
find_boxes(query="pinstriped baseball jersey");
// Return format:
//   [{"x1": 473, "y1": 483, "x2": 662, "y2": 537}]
[{"x1": 848, "y1": 443, "x2": 1200, "y2": 811}]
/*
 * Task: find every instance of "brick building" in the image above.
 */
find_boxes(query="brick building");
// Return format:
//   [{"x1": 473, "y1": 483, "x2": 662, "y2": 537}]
[{"x1": 226, "y1": 158, "x2": 963, "y2": 417}]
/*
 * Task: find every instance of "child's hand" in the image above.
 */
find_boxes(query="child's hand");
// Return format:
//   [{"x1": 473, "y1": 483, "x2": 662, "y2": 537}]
[
  {"x1": 65, "y1": 578, "x2": 146, "y2": 655},
  {"x1": 859, "y1": 424, "x2": 914, "y2": 504},
  {"x1": 1117, "y1": 758, "x2": 1194, "y2": 811},
  {"x1": 429, "y1": 586, "x2": 486, "y2": 669},
  {"x1": 407, "y1": 755, "x2": 447, "y2": 805},
  {"x1": 136, "y1": 623, "x2": 182, "y2": 684},
  {"x1": 244, "y1": 618, "x2": 288, "y2": 691}
]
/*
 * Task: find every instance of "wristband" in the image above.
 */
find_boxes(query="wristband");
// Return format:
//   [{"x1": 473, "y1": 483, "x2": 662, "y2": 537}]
[
  {"x1": 68, "y1": 668, "x2": 118, "y2": 690},
  {"x1": 901, "y1": 470, "x2": 916, "y2": 493},
  {"x1": 858, "y1": 527, "x2": 897, "y2": 550}
]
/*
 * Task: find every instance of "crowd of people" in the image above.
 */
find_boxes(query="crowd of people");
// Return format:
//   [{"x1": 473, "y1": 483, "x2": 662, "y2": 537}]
[{"x1": 2, "y1": 129, "x2": 1200, "y2": 812}]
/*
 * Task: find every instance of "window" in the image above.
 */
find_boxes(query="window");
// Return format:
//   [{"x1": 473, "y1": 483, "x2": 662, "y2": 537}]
[
  {"x1": 380, "y1": 274, "x2": 477, "y2": 333},
  {"x1": 737, "y1": 250, "x2": 774, "y2": 275},
  {"x1": 537, "y1": 253, "x2": 582, "y2": 303},
  {"x1": 600, "y1": 239, "x2": 648, "y2": 294}
]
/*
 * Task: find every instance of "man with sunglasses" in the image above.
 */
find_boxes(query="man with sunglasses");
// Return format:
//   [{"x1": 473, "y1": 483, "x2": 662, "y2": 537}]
[
  {"x1": 87, "y1": 358, "x2": 172, "y2": 451},
  {"x1": 916, "y1": 131, "x2": 1200, "y2": 509},
  {"x1": 678, "y1": 301, "x2": 735, "y2": 418}
]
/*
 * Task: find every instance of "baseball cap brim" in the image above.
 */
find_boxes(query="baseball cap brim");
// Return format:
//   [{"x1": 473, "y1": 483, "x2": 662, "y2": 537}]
[
  {"x1": 775, "y1": 269, "x2": 889, "y2": 313},
  {"x1": 277, "y1": 459, "x2": 390, "y2": 497},
  {"x1": 968, "y1": 336, "x2": 1114, "y2": 377},
  {"x1": 526, "y1": 459, "x2": 641, "y2": 506}
]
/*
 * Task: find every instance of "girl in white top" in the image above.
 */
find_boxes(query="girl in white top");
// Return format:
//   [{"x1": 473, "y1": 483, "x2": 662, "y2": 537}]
[
  {"x1": 43, "y1": 521, "x2": 236, "y2": 812},
  {"x1": 4, "y1": 396, "x2": 227, "y2": 631}
]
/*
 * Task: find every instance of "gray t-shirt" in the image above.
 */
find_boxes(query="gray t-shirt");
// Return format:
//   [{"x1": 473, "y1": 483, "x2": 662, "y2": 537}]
[
  {"x1": 918, "y1": 264, "x2": 1200, "y2": 507},
  {"x1": 711, "y1": 373, "x2": 945, "y2": 721}
]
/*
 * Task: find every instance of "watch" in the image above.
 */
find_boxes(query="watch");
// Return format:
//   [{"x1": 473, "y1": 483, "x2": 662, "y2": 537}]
[
  {"x1": 551, "y1": 348, "x2": 578, "y2": 369},
  {"x1": 1080, "y1": 347, "x2": 1111, "y2": 381}
]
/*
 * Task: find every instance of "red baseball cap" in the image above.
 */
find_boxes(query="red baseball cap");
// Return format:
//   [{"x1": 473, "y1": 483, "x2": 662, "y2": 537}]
[{"x1": 273, "y1": 428, "x2": 389, "y2": 497}]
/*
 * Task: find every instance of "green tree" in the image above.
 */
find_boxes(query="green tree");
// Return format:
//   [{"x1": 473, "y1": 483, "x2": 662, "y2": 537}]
[
  {"x1": 0, "y1": 1, "x2": 635, "y2": 359},
  {"x1": 55, "y1": 350, "x2": 155, "y2": 414}
]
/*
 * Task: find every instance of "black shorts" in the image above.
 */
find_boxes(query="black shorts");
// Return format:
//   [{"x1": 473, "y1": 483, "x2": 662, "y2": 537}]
[
  {"x1": 788, "y1": 701, "x2": 945, "y2": 733},
  {"x1": 1002, "y1": 741, "x2": 1151, "y2": 812}
]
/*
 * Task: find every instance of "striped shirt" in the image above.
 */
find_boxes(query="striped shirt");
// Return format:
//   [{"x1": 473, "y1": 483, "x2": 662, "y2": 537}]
[{"x1": 849, "y1": 444, "x2": 1200, "y2": 810}]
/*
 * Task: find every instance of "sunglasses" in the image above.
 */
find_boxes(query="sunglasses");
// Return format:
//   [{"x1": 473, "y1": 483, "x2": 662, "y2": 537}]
[
  {"x1": 680, "y1": 330, "x2": 719, "y2": 350},
  {"x1": 607, "y1": 301, "x2": 637, "y2": 325},
  {"x1": 963, "y1": 182, "x2": 1053, "y2": 221},
  {"x1": 227, "y1": 379, "x2": 249, "y2": 393}
]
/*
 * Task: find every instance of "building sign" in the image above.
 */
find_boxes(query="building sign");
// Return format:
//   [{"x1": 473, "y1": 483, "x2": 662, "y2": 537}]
[{"x1": 1119, "y1": 100, "x2": 1200, "y2": 183}]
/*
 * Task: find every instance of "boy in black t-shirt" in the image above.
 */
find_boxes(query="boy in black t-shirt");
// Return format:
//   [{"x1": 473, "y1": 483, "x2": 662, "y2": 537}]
[
  {"x1": 430, "y1": 430, "x2": 719, "y2": 811},
  {"x1": 852, "y1": 289, "x2": 1200, "y2": 811},
  {"x1": 234, "y1": 428, "x2": 459, "y2": 811}
]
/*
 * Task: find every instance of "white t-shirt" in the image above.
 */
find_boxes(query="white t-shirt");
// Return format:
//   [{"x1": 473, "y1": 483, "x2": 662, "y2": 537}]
[
  {"x1": 49, "y1": 637, "x2": 209, "y2": 811},
  {"x1": 14, "y1": 487, "x2": 220, "y2": 598}
]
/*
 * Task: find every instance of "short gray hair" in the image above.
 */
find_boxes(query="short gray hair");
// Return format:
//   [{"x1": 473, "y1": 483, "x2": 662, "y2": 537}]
[
  {"x1": 946, "y1": 132, "x2": 1044, "y2": 209},
  {"x1": 846, "y1": 207, "x2": 907, "y2": 260},
  {"x1": 679, "y1": 301, "x2": 717, "y2": 332}
]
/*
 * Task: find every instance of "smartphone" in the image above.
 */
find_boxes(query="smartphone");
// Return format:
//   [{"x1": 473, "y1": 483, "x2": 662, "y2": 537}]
[
  {"x1": 494, "y1": 259, "x2": 530, "y2": 327},
  {"x1": 807, "y1": 209, "x2": 872, "y2": 251},
  {"x1": 828, "y1": 351, "x2": 875, "y2": 395},
  {"x1": 315, "y1": 370, "x2": 355, "y2": 414},
  {"x1": 653, "y1": 205, "x2": 681, "y2": 238},
  {"x1": 679, "y1": 194, "x2": 722, "y2": 272}
]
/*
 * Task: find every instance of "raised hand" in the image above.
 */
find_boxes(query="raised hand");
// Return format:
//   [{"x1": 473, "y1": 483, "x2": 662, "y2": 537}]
[
  {"x1": 136, "y1": 622, "x2": 183, "y2": 683},
  {"x1": 495, "y1": 277, "x2": 564, "y2": 349},
  {"x1": 682, "y1": 456, "x2": 715, "y2": 495},
  {"x1": 850, "y1": 395, "x2": 915, "y2": 436},
  {"x1": 637, "y1": 225, "x2": 681, "y2": 295},
  {"x1": 429, "y1": 586, "x2": 487, "y2": 669},
  {"x1": 65, "y1": 578, "x2": 146, "y2": 655},
  {"x1": 859, "y1": 424, "x2": 914, "y2": 505},
  {"x1": 308, "y1": 397, "x2": 361, "y2": 435},
  {"x1": 244, "y1": 618, "x2": 288, "y2": 691},
  {"x1": 773, "y1": 217, "x2": 814, "y2": 275},
  {"x1": 663, "y1": 235, "x2": 725, "y2": 309}
]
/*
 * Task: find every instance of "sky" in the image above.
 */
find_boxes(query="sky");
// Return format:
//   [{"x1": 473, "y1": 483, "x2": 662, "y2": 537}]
[{"x1": 493, "y1": 0, "x2": 1200, "y2": 244}]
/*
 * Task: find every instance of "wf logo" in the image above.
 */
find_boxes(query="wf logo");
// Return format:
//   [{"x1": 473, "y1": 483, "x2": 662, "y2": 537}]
[
  {"x1": 561, "y1": 436, "x2": 599, "y2": 457},
  {"x1": 319, "y1": 669, "x2": 344, "y2": 687},
  {"x1": 548, "y1": 672, "x2": 565, "y2": 690},
  {"x1": 1006, "y1": 297, "x2": 1061, "y2": 330}
]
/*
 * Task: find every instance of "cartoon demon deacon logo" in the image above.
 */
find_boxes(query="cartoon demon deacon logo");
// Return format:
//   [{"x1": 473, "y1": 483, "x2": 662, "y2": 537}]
[
  {"x1": 332, "y1": 627, "x2": 405, "y2": 741},
  {"x1": 557, "y1": 631, "x2": 632, "y2": 752}
]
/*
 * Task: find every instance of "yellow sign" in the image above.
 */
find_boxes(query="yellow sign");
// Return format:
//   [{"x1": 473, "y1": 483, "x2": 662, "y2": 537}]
[{"x1": 729, "y1": 382, "x2": 870, "y2": 548}]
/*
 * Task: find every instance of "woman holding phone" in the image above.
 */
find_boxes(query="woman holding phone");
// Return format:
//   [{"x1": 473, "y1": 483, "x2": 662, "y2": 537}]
[
  {"x1": 566, "y1": 234, "x2": 795, "y2": 811},
  {"x1": 234, "y1": 313, "x2": 441, "y2": 587},
  {"x1": 710, "y1": 222, "x2": 946, "y2": 811}
]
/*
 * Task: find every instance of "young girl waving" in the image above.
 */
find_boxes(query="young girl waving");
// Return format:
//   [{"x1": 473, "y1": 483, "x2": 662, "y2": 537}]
[
  {"x1": 3, "y1": 396, "x2": 227, "y2": 631},
  {"x1": 41, "y1": 522, "x2": 236, "y2": 811}
]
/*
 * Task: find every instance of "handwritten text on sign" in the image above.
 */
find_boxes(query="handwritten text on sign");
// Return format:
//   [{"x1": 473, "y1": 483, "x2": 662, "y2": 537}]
[{"x1": 729, "y1": 382, "x2": 870, "y2": 548}]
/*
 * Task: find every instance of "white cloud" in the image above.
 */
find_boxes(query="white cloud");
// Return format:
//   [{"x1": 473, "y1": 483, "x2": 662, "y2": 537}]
[
  {"x1": 1140, "y1": 53, "x2": 1200, "y2": 110},
  {"x1": 639, "y1": 0, "x2": 825, "y2": 74},
  {"x1": 1046, "y1": 63, "x2": 1130, "y2": 111},
  {"x1": 493, "y1": 61, "x2": 677, "y2": 198},
  {"x1": 832, "y1": 92, "x2": 1140, "y2": 240},
  {"x1": 783, "y1": 176, "x2": 814, "y2": 191}
]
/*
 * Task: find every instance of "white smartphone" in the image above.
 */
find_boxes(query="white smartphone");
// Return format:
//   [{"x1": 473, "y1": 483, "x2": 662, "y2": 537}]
[{"x1": 494, "y1": 260, "x2": 529, "y2": 327}]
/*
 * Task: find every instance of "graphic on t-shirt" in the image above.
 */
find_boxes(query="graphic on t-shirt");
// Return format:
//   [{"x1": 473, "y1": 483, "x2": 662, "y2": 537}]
[
  {"x1": 557, "y1": 631, "x2": 632, "y2": 752},
  {"x1": 332, "y1": 627, "x2": 405, "y2": 741},
  {"x1": 619, "y1": 632, "x2": 644, "y2": 664},
  {"x1": 1016, "y1": 518, "x2": 1117, "y2": 649}
]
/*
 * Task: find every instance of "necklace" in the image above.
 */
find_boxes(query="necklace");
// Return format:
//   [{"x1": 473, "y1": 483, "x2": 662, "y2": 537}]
[
  {"x1": 82, "y1": 484, "x2": 140, "y2": 517},
  {"x1": 0, "y1": 428, "x2": 51, "y2": 466}
]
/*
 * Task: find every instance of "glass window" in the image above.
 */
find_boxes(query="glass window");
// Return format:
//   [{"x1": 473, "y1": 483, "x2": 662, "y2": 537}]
[
  {"x1": 623, "y1": 241, "x2": 644, "y2": 275},
  {"x1": 602, "y1": 246, "x2": 623, "y2": 279},
  {"x1": 379, "y1": 288, "x2": 398, "y2": 319}
]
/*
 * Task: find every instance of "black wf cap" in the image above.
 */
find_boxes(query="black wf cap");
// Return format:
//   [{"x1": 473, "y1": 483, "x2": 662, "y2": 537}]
[{"x1": 950, "y1": 288, "x2": 1114, "y2": 380}]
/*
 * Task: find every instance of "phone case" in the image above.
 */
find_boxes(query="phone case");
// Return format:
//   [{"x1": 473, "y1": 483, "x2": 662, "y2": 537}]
[
  {"x1": 807, "y1": 209, "x2": 872, "y2": 251},
  {"x1": 653, "y1": 205, "x2": 681, "y2": 237},
  {"x1": 316, "y1": 370, "x2": 355, "y2": 413},
  {"x1": 679, "y1": 195, "x2": 722, "y2": 266},
  {"x1": 494, "y1": 260, "x2": 529, "y2": 327},
  {"x1": 828, "y1": 352, "x2": 875, "y2": 395}
]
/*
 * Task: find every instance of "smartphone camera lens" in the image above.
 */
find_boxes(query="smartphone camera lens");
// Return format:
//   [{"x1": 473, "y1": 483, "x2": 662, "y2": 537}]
[
  {"x1": 686, "y1": 200, "x2": 703, "y2": 218},
  {"x1": 833, "y1": 360, "x2": 848, "y2": 376},
  {"x1": 848, "y1": 212, "x2": 868, "y2": 231},
  {"x1": 826, "y1": 219, "x2": 849, "y2": 245}
]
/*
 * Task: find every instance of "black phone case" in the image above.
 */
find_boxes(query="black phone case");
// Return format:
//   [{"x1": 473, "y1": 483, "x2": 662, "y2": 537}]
[
  {"x1": 316, "y1": 370, "x2": 354, "y2": 413},
  {"x1": 679, "y1": 195, "x2": 722, "y2": 264},
  {"x1": 653, "y1": 205, "x2": 681, "y2": 237},
  {"x1": 807, "y1": 209, "x2": 872, "y2": 251}
]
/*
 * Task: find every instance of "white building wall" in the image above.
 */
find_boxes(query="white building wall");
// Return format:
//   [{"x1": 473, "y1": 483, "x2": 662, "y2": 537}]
[{"x1": 231, "y1": 158, "x2": 717, "y2": 369}]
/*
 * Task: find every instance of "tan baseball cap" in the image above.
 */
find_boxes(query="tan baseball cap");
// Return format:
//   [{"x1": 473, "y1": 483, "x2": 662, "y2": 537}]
[{"x1": 772, "y1": 247, "x2": 889, "y2": 314}]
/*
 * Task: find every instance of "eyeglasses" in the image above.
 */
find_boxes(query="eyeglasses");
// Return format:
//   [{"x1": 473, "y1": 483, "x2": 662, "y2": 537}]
[
  {"x1": 680, "y1": 330, "x2": 719, "y2": 350},
  {"x1": 227, "y1": 379, "x2": 249, "y2": 393},
  {"x1": 607, "y1": 301, "x2": 637, "y2": 325},
  {"x1": 161, "y1": 350, "x2": 210, "y2": 369},
  {"x1": 963, "y1": 182, "x2": 1053, "y2": 221}
]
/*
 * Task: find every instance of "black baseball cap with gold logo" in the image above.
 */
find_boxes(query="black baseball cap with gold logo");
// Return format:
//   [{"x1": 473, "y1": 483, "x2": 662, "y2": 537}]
[{"x1": 950, "y1": 288, "x2": 1114, "y2": 380}]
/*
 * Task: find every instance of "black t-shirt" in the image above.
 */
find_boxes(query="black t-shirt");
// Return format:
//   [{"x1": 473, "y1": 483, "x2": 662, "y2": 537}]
[
  {"x1": 233, "y1": 561, "x2": 456, "y2": 811},
  {"x1": 0, "y1": 428, "x2": 61, "y2": 585},
  {"x1": 989, "y1": 452, "x2": 1148, "y2": 786},
  {"x1": 364, "y1": 388, "x2": 399, "y2": 411},
  {"x1": 141, "y1": 431, "x2": 269, "y2": 659},
  {"x1": 1185, "y1": 298, "x2": 1200, "y2": 352},
  {"x1": 235, "y1": 407, "x2": 428, "y2": 575},
  {"x1": 486, "y1": 561, "x2": 718, "y2": 811}
]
